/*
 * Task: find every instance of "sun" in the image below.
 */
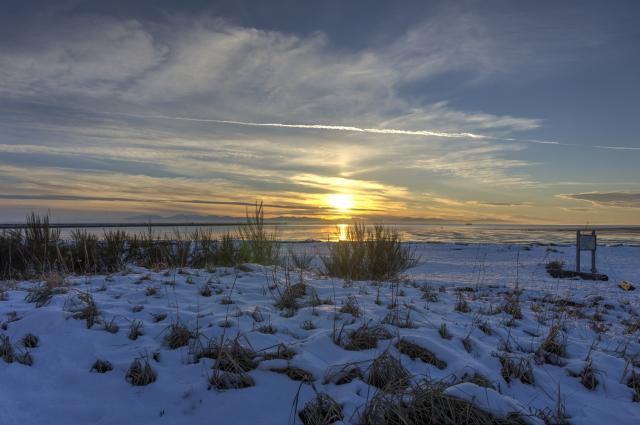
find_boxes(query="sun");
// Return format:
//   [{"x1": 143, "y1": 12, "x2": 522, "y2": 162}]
[{"x1": 327, "y1": 193, "x2": 354, "y2": 212}]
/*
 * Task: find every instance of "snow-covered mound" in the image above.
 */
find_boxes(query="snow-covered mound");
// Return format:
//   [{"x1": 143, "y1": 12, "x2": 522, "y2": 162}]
[{"x1": 1, "y1": 243, "x2": 639, "y2": 424}]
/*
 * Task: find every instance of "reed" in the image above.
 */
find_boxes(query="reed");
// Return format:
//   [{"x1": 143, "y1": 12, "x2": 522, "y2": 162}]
[{"x1": 322, "y1": 223, "x2": 417, "y2": 281}]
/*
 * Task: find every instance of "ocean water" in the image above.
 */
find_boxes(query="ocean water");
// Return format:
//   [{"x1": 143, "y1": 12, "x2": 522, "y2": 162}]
[{"x1": 49, "y1": 223, "x2": 640, "y2": 245}]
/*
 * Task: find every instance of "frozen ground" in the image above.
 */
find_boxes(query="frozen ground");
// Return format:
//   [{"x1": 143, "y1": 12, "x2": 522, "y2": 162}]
[{"x1": 1, "y1": 243, "x2": 639, "y2": 424}]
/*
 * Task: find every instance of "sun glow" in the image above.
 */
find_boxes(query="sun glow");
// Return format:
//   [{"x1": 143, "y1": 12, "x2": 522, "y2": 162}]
[{"x1": 327, "y1": 193, "x2": 354, "y2": 212}]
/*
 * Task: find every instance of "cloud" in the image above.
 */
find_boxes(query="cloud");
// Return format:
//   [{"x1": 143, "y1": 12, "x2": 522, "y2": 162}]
[
  {"x1": 1, "y1": 8, "x2": 618, "y2": 221},
  {"x1": 0, "y1": 13, "x2": 543, "y2": 135},
  {"x1": 0, "y1": 16, "x2": 167, "y2": 97},
  {"x1": 559, "y1": 192, "x2": 640, "y2": 208}
]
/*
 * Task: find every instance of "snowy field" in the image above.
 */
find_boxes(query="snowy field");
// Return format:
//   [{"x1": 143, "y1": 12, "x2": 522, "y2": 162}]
[{"x1": 1, "y1": 242, "x2": 639, "y2": 425}]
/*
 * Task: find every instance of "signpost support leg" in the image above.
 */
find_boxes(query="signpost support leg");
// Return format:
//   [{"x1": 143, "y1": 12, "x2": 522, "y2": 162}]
[
  {"x1": 576, "y1": 230, "x2": 581, "y2": 273},
  {"x1": 591, "y1": 230, "x2": 597, "y2": 273}
]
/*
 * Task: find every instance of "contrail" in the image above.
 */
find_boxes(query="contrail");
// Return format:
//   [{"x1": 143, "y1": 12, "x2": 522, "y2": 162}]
[
  {"x1": 116, "y1": 113, "x2": 486, "y2": 139},
  {"x1": 106, "y1": 112, "x2": 639, "y2": 151}
]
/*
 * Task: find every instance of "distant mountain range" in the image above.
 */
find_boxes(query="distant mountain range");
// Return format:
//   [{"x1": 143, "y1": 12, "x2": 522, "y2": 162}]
[{"x1": 125, "y1": 214, "x2": 242, "y2": 223}]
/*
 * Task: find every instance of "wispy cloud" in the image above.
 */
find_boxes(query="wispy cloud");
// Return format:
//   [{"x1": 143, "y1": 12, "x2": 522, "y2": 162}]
[
  {"x1": 0, "y1": 7, "x2": 637, "y2": 223},
  {"x1": 559, "y1": 192, "x2": 640, "y2": 208}
]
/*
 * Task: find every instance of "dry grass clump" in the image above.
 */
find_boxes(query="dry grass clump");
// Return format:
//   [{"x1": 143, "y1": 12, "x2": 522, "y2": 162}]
[
  {"x1": 462, "y1": 337, "x2": 473, "y2": 353},
  {"x1": 383, "y1": 308, "x2": 416, "y2": 329},
  {"x1": 536, "y1": 324, "x2": 567, "y2": 364},
  {"x1": 460, "y1": 372, "x2": 496, "y2": 389},
  {"x1": 220, "y1": 296, "x2": 234, "y2": 305},
  {"x1": 455, "y1": 292, "x2": 471, "y2": 313},
  {"x1": 502, "y1": 293, "x2": 523, "y2": 320},
  {"x1": 1, "y1": 214, "x2": 131, "y2": 279},
  {"x1": 367, "y1": 352, "x2": 411, "y2": 391},
  {"x1": 2, "y1": 213, "x2": 63, "y2": 279},
  {"x1": 439, "y1": 323, "x2": 452, "y2": 339},
  {"x1": 191, "y1": 339, "x2": 219, "y2": 362},
  {"x1": 323, "y1": 364, "x2": 363, "y2": 385},
  {"x1": 421, "y1": 285, "x2": 439, "y2": 302},
  {"x1": 128, "y1": 320, "x2": 144, "y2": 340},
  {"x1": 126, "y1": 357, "x2": 156, "y2": 386},
  {"x1": 104, "y1": 317, "x2": 119, "y2": 334},
  {"x1": 145, "y1": 287, "x2": 157, "y2": 296},
  {"x1": 199, "y1": 284, "x2": 213, "y2": 297},
  {"x1": 260, "y1": 343, "x2": 296, "y2": 361},
  {"x1": 344, "y1": 323, "x2": 393, "y2": 351},
  {"x1": 237, "y1": 201, "x2": 281, "y2": 265},
  {"x1": 273, "y1": 280, "x2": 306, "y2": 314},
  {"x1": 568, "y1": 360, "x2": 599, "y2": 390},
  {"x1": 627, "y1": 371, "x2": 640, "y2": 402},
  {"x1": 212, "y1": 339, "x2": 257, "y2": 374},
  {"x1": 24, "y1": 275, "x2": 66, "y2": 308},
  {"x1": 270, "y1": 366, "x2": 314, "y2": 382},
  {"x1": 624, "y1": 319, "x2": 640, "y2": 335},
  {"x1": 545, "y1": 260, "x2": 564, "y2": 277},
  {"x1": 64, "y1": 291, "x2": 99, "y2": 329},
  {"x1": 396, "y1": 339, "x2": 447, "y2": 370},
  {"x1": 208, "y1": 338, "x2": 258, "y2": 390},
  {"x1": 151, "y1": 313, "x2": 167, "y2": 323},
  {"x1": 322, "y1": 223, "x2": 417, "y2": 281},
  {"x1": 165, "y1": 322, "x2": 193, "y2": 349},
  {"x1": 0, "y1": 334, "x2": 14, "y2": 363},
  {"x1": 498, "y1": 355, "x2": 535, "y2": 385},
  {"x1": 299, "y1": 393, "x2": 343, "y2": 425},
  {"x1": 209, "y1": 370, "x2": 255, "y2": 390},
  {"x1": 478, "y1": 321, "x2": 493, "y2": 336},
  {"x1": 90, "y1": 359, "x2": 113, "y2": 373},
  {"x1": 360, "y1": 379, "x2": 523, "y2": 425},
  {"x1": 301, "y1": 320, "x2": 315, "y2": 330},
  {"x1": 21, "y1": 333, "x2": 39, "y2": 348},
  {"x1": 339, "y1": 295, "x2": 361, "y2": 317}
]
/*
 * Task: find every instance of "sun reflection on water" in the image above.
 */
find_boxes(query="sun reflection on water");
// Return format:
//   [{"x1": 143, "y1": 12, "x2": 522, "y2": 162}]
[{"x1": 337, "y1": 223, "x2": 348, "y2": 241}]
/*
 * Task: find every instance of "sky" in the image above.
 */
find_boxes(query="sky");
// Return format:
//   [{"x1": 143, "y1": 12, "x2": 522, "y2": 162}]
[{"x1": 1, "y1": 0, "x2": 639, "y2": 224}]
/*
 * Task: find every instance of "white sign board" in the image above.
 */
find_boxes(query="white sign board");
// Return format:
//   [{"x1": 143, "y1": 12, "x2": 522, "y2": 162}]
[{"x1": 579, "y1": 235, "x2": 596, "y2": 251}]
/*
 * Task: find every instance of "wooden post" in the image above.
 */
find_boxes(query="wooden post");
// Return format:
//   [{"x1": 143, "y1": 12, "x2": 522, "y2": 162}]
[{"x1": 576, "y1": 230, "x2": 581, "y2": 273}]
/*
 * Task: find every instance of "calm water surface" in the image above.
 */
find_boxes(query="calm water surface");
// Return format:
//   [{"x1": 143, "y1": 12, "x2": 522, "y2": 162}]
[{"x1": 51, "y1": 223, "x2": 640, "y2": 245}]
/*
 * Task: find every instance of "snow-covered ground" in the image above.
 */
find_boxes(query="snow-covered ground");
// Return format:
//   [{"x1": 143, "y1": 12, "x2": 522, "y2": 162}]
[{"x1": 1, "y1": 243, "x2": 639, "y2": 425}]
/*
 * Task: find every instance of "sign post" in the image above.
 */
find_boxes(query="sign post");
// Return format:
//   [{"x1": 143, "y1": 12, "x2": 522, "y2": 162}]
[{"x1": 576, "y1": 230, "x2": 597, "y2": 274}]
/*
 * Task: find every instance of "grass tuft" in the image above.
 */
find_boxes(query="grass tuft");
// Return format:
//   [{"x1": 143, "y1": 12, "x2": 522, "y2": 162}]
[
  {"x1": 344, "y1": 322, "x2": 393, "y2": 351},
  {"x1": 367, "y1": 352, "x2": 411, "y2": 391},
  {"x1": 298, "y1": 393, "x2": 343, "y2": 425},
  {"x1": 126, "y1": 356, "x2": 156, "y2": 386},
  {"x1": 90, "y1": 359, "x2": 113, "y2": 373},
  {"x1": 439, "y1": 323, "x2": 452, "y2": 340},
  {"x1": 322, "y1": 223, "x2": 417, "y2": 281},
  {"x1": 339, "y1": 295, "x2": 361, "y2": 317},
  {"x1": 270, "y1": 366, "x2": 314, "y2": 382},
  {"x1": 128, "y1": 320, "x2": 144, "y2": 340},
  {"x1": 536, "y1": 323, "x2": 567, "y2": 364},
  {"x1": 165, "y1": 322, "x2": 193, "y2": 349},
  {"x1": 627, "y1": 371, "x2": 640, "y2": 402},
  {"x1": 361, "y1": 379, "x2": 524, "y2": 425},
  {"x1": 21, "y1": 333, "x2": 39, "y2": 348},
  {"x1": 0, "y1": 334, "x2": 14, "y2": 363},
  {"x1": 237, "y1": 201, "x2": 280, "y2": 265},
  {"x1": 498, "y1": 354, "x2": 535, "y2": 385},
  {"x1": 396, "y1": 339, "x2": 447, "y2": 369}
]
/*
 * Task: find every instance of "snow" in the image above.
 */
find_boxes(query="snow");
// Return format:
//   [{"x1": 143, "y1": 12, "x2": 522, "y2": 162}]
[{"x1": 1, "y1": 242, "x2": 639, "y2": 424}]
